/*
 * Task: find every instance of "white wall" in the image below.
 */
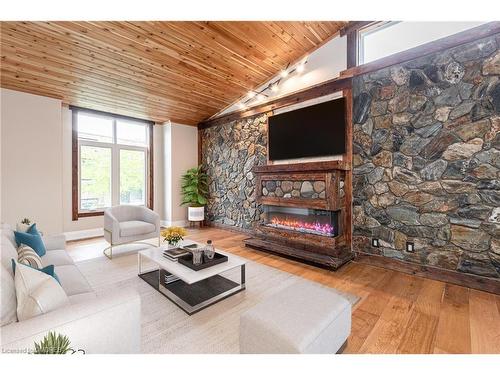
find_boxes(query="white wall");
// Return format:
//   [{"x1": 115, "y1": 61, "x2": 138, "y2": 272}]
[
  {"x1": 153, "y1": 125, "x2": 165, "y2": 224},
  {"x1": 218, "y1": 35, "x2": 347, "y2": 116},
  {"x1": 1, "y1": 89, "x2": 64, "y2": 235},
  {"x1": 163, "y1": 122, "x2": 199, "y2": 225}
]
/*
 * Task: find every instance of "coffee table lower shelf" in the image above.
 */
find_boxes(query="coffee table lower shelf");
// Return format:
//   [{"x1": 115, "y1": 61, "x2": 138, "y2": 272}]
[{"x1": 138, "y1": 266, "x2": 245, "y2": 315}]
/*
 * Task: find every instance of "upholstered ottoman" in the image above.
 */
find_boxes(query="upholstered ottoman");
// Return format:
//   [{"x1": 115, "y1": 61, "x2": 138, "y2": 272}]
[{"x1": 239, "y1": 281, "x2": 351, "y2": 354}]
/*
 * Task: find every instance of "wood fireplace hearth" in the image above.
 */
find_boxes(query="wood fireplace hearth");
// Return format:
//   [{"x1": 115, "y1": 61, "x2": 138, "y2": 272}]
[{"x1": 243, "y1": 160, "x2": 354, "y2": 270}]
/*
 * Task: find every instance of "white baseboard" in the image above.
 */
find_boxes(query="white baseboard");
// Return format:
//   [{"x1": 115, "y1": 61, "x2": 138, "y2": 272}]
[
  {"x1": 161, "y1": 220, "x2": 188, "y2": 228},
  {"x1": 64, "y1": 228, "x2": 103, "y2": 241}
]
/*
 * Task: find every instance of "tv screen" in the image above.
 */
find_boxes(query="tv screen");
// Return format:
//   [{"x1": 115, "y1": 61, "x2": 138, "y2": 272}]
[{"x1": 268, "y1": 97, "x2": 346, "y2": 161}]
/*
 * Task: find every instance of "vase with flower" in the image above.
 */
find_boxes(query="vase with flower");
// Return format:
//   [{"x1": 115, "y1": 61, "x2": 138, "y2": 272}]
[{"x1": 161, "y1": 226, "x2": 188, "y2": 247}]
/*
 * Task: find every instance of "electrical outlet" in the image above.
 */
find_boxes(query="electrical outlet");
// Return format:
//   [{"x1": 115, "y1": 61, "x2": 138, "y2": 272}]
[
  {"x1": 406, "y1": 242, "x2": 415, "y2": 253},
  {"x1": 372, "y1": 238, "x2": 379, "y2": 248}
]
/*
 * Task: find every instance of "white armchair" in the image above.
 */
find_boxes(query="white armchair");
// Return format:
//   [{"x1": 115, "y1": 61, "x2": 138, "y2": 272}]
[{"x1": 103, "y1": 205, "x2": 161, "y2": 259}]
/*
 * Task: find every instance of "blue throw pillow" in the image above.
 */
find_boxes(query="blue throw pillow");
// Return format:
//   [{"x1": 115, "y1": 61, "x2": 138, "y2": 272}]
[
  {"x1": 28, "y1": 223, "x2": 41, "y2": 236},
  {"x1": 11, "y1": 259, "x2": 61, "y2": 284},
  {"x1": 14, "y1": 224, "x2": 46, "y2": 257}
]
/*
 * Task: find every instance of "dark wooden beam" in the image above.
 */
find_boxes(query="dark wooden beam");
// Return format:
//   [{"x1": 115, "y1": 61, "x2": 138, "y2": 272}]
[
  {"x1": 339, "y1": 21, "x2": 376, "y2": 37},
  {"x1": 244, "y1": 237, "x2": 354, "y2": 270},
  {"x1": 346, "y1": 32, "x2": 358, "y2": 69},
  {"x1": 253, "y1": 160, "x2": 350, "y2": 173},
  {"x1": 197, "y1": 128, "x2": 203, "y2": 165},
  {"x1": 198, "y1": 76, "x2": 352, "y2": 129},
  {"x1": 341, "y1": 21, "x2": 500, "y2": 79},
  {"x1": 355, "y1": 253, "x2": 500, "y2": 295},
  {"x1": 148, "y1": 123, "x2": 154, "y2": 211},
  {"x1": 344, "y1": 21, "x2": 377, "y2": 69},
  {"x1": 71, "y1": 109, "x2": 79, "y2": 221}
]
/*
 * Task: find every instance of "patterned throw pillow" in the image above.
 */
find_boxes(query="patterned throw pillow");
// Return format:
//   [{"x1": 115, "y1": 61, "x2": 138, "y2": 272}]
[{"x1": 17, "y1": 244, "x2": 43, "y2": 269}]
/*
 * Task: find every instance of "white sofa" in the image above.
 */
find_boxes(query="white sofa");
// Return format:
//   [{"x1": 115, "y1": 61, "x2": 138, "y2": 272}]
[
  {"x1": 1, "y1": 224, "x2": 141, "y2": 354},
  {"x1": 103, "y1": 205, "x2": 160, "y2": 259}
]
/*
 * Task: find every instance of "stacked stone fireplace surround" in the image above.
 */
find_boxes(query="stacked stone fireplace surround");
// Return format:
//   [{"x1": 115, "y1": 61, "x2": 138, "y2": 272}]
[{"x1": 201, "y1": 33, "x2": 500, "y2": 286}]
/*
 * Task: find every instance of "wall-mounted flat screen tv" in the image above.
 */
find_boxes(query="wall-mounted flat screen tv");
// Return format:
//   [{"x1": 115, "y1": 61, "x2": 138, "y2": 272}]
[{"x1": 268, "y1": 97, "x2": 346, "y2": 161}]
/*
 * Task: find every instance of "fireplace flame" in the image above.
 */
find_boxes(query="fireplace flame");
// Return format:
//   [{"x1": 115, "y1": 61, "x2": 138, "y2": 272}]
[{"x1": 270, "y1": 217, "x2": 334, "y2": 235}]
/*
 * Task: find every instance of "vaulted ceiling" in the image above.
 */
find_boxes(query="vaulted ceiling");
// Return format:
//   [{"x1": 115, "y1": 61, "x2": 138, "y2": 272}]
[{"x1": 0, "y1": 21, "x2": 347, "y2": 125}]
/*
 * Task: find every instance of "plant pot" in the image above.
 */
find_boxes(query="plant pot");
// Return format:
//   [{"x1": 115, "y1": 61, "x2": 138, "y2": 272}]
[{"x1": 188, "y1": 206, "x2": 205, "y2": 222}]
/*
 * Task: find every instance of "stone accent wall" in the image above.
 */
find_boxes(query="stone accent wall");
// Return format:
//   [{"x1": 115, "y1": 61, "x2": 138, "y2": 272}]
[
  {"x1": 352, "y1": 35, "x2": 500, "y2": 278},
  {"x1": 200, "y1": 114, "x2": 268, "y2": 229},
  {"x1": 262, "y1": 180, "x2": 326, "y2": 199}
]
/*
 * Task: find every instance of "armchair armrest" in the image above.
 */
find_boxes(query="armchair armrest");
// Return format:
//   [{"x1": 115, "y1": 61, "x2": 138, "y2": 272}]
[
  {"x1": 42, "y1": 234, "x2": 67, "y2": 251},
  {"x1": 104, "y1": 209, "x2": 120, "y2": 244},
  {"x1": 142, "y1": 208, "x2": 160, "y2": 229},
  {"x1": 1, "y1": 288, "x2": 141, "y2": 354}
]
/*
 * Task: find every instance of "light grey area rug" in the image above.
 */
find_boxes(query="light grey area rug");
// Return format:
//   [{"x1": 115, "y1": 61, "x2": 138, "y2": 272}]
[{"x1": 76, "y1": 253, "x2": 359, "y2": 353}]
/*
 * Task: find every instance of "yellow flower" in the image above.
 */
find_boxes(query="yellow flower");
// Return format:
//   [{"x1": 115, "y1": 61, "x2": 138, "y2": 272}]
[{"x1": 161, "y1": 226, "x2": 187, "y2": 243}]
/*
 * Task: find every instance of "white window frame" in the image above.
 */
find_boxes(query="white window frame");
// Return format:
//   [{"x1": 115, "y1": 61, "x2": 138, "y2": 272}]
[
  {"x1": 357, "y1": 21, "x2": 488, "y2": 65},
  {"x1": 76, "y1": 110, "x2": 150, "y2": 214},
  {"x1": 358, "y1": 21, "x2": 397, "y2": 65}
]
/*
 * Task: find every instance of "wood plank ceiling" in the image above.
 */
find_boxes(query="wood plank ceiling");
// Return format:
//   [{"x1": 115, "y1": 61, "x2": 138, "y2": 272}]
[{"x1": 0, "y1": 21, "x2": 347, "y2": 125}]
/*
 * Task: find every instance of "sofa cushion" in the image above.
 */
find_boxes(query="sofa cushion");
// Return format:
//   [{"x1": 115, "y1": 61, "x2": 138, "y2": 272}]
[
  {"x1": 41, "y1": 250, "x2": 74, "y2": 267},
  {"x1": 68, "y1": 292, "x2": 97, "y2": 305},
  {"x1": 14, "y1": 262, "x2": 69, "y2": 322},
  {"x1": 12, "y1": 260, "x2": 61, "y2": 284},
  {"x1": 1, "y1": 235, "x2": 19, "y2": 278},
  {"x1": 119, "y1": 220, "x2": 156, "y2": 237},
  {"x1": 17, "y1": 244, "x2": 43, "y2": 269},
  {"x1": 1, "y1": 265, "x2": 17, "y2": 326},
  {"x1": 54, "y1": 265, "x2": 93, "y2": 296},
  {"x1": 1, "y1": 224, "x2": 17, "y2": 246}
]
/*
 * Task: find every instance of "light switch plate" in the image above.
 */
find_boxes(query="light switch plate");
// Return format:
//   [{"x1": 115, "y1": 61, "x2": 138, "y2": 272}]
[{"x1": 406, "y1": 242, "x2": 415, "y2": 253}]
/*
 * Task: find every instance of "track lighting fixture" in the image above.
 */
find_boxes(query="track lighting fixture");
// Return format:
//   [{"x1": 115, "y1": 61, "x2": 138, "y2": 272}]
[{"x1": 239, "y1": 56, "x2": 308, "y2": 109}]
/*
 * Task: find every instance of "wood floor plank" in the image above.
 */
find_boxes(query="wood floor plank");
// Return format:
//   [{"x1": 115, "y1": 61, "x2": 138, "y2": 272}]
[
  {"x1": 433, "y1": 284, "x2": 471, "y2": 354},
  {"x1": 358, "y1": 273, "x2": 424, "y2": 353},
  {"x1": 66, "y1": 226, "x2": 500, "y2": 354},
  {"x1": 469, "y1": 288, "x2": 500, "y2": 353},
  {"x1": 397, "y1": 278, "x2": 444, "y2": 353},
  {"x1": 345, "y1": 308, "x2": 380, "y2": 353},
  {"x1": 356, "y1": 271, "x2": 399, "y2": 317}
]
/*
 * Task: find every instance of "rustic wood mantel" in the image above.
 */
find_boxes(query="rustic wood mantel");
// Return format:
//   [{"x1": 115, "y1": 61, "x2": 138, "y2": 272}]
[{"x1": 245, "y1": 158, "x2": 353, "y2": 269}]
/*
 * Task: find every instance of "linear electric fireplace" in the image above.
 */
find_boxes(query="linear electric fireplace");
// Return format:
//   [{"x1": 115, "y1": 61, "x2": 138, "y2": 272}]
[{"x1": 263, "y1": 205, "x2": 340, "y2": 237}]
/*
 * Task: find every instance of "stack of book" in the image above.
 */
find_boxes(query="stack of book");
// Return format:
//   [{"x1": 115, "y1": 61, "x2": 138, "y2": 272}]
[
  {"x1": 164, "y1": 273, "x2": 180, "y2": 284},
  {"x1": 162, "y1": 247, "x2": 189, "y2": 262}
]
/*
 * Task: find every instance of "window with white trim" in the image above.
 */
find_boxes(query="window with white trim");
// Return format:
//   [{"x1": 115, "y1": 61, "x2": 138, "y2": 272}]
[
  {"x1": 74, "y1": 109, "x2": 151, "y2": 215},
  {"x1": 358, "y1": 21, "x2": 487, "y2": 65}
]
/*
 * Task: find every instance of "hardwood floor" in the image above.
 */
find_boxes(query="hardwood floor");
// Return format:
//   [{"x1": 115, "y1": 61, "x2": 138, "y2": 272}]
[{"x1": 67, "y1": 227, "x2": 500, "y2": 354}]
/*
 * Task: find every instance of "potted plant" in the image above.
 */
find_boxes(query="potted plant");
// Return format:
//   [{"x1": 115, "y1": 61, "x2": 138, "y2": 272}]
[
  {"x1": 34, "y1": 331, "x2": 72, "y2": 354},
  {"x1": 181, "y1": 165, "x2": 209, "y2": 222},
  {"x1": 16, "y1": 217, "x2": 32, "y2": 232}
]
